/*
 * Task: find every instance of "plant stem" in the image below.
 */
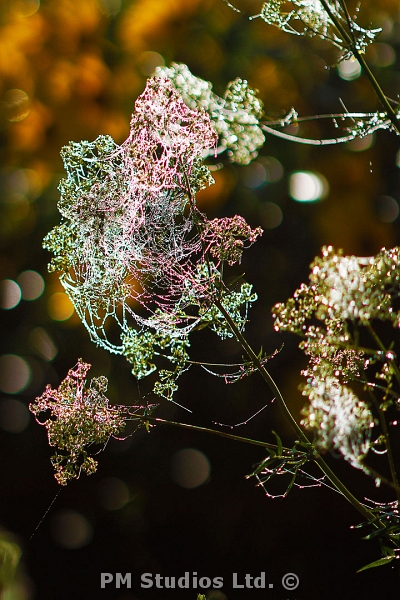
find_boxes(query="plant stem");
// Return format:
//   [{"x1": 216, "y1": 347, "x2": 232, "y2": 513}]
[
  {"x1": 367, "y1": 323, "x2": 400, "y2": 385},
  {"x1": 319, "y1": 0, "x2": 400, "y2": 133},
  {"x1": 365, "y1": 323, "x2": 400, "y2": 504},
  {"x1": 214, "y1": 297, "x2": 309, "y2": 444},
  {"x1": 149, "y1": 416, "x2": 284, "y2": 450},
  {"x1": 213, "y1": 296, "x2": 380, "y2": 526},
  {"x1": 132, "y1": 412, "x2": 381, "y2": 526}
]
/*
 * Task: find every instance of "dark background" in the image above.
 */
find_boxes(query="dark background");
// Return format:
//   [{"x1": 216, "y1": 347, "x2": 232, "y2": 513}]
[{"x1": 1, "y1": 0, "x2": 400, "y2": 598}]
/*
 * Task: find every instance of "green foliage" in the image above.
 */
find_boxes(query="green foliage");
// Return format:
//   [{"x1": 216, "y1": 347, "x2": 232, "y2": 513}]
[
  {"x1": 199, "y1": 282, "x2": 258, "y2": 340},
  {"x1": 248, "y1": 433, "x2": 314, "y2": 498},
  {"x1": 357, "y1": 555, "x2": 395, "y2": 573},
  {"x1": 0, "y1": 534, "x2": 20, "y2": 595},
  {"x1": 122, "y1": 327, "x2": 191, "y2": 399}
]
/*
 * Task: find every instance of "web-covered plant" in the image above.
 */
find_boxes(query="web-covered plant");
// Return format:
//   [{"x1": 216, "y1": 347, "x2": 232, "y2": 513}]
[
  {"x1": 32, "y1": 0, "x2": 400, "y2": 572},
  {"x1": 273, "y1": 247, "x2": 400, "y2": 477},
  {"x1": 29, "y1": 359, "x2": 155, "y2": 485},
  {"x1": 254, "y1": 0, "x2": 381, "y2": 57},
  {"x1": 42, "y1": 75, "x2": 262, "y2": 401}
]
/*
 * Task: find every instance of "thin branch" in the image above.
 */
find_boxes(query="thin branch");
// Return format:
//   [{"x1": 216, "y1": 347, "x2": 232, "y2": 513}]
[
  {"x1": 261, "y1": 119, "x2": 390, "y2": 145},
  {"x1": 262, "y1": 123, "x2": 358, "y2": 145},
  {"x1": 213, "y1": 295, "x2": 382, "y2": 527},
  {"x1": 319, "y1": 0, "x2": 400, "y2": 133}
]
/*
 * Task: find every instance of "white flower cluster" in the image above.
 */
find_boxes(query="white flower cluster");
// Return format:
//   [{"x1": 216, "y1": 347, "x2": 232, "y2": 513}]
[
  {"x1": 301, "y1": 375, "x2": 374, "y2": 469},
  {"x1": 155, "y1": 63, "x2": 265, "y2": 164},
  {"x1": 310, "y1": 246, "x2": 397, "y2": 324},
  {"x1": 258, "y1": 0, "x2": 338, "y2": 39},
  {"x1": 256, "y1": 1, "x2": 381, "y2": 57}
]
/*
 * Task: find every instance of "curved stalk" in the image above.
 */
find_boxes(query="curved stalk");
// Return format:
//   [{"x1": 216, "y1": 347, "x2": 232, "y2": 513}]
[
  {"x1": 319, "y1": 0, "x2": 400, "y2": 133},
  {"x1": 148, "y1": 416, "x2": 283, "y2": 450},
  {"x1": 365, "y1": 323, "x2": 400, "y2": 504},
  {"x1": 213, "y1": 296, "x2": 381, "y2": 526},
  {"x1": 129, "y1": 412, "x2": 380, "y2": 525}
]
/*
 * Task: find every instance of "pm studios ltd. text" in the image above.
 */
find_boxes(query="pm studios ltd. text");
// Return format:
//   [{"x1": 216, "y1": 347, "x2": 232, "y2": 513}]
[{"x1": 100, "y1": 571, "x2": 300, "y2": 590}]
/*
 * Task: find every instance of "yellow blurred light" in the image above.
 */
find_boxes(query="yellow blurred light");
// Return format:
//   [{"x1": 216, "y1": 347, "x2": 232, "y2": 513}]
[
  {"x1": 96, "y1": 0, "x2": 121, "y2": 17},
  {"x1": 137, "y1": 51, "x2": 165, "y2": 76},
  {"x1": 47, "y1": 292, "x2": 74, "y2": 321},
  {"x1": 1, "y1": 89, "x2": 30, "y2": 122},
  {"x1": 5, "y1": 193, "x2": 30, "y2": 221},
  {"x1": 75, "y1": 53, "x2": 110, "y2": 98},
  {"x1": 1, "y1": 167, "x2": 45, "y2": 205},
  {"x1": 8, "y1": 100, "x2": 52, "y2": 152},
  {"x1": 0, "y1": 280, "x2": 21, "y2": 310},
  {"x1": 196, "y1": 168, "x2": 236, "y2": 211},
  {"x1": 13, "y1": 0, "x2": 40, "y2": 17}
]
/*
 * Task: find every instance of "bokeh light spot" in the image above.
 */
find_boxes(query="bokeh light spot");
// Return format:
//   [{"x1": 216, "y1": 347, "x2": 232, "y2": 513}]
[
  {"x1": 240, "y1": 161, "x2": 266, "y2": 189},
  {"x1": 1, "y1": 90, "x2": 30, "y2": 122},
  {"x1": 258, "y1": 156, "x2": 284, "y2": 182},
  {"x1": 0, "y1": 280, "x2": 21, "y2": 310},
  {"x1": 347, "y1": 133, "x2": 375, "y2": 152},
  {"x1": 289, "y1": 171, "x2": 328, "y2": 202},
  {"x1": 337, "y1": 58, "x2": 361, "y2": 81},
  {"x1": 137, "y1": 51, "x2": 165, "y2": 76},
  {"x1": 17, "y1": 270, "x2": 45, "y2": 301},
  {"x1": 96, "y1": 0, "x2": 121, "y2": 16},
  {"x1": 47, "y1": 292, "x2": 74, "y2": 321},
  {"x1": 13, "y1": 0, "x2": 40, "y2": 17},
  {"x1": 51, "y1": 510, "x2": 93, "y2": 549},
  {"x1": 97, "y1": 477, "x2": 130, "y2": 510},
  {"x1": 28, "y1": 327, "x2": 58, "y2": 361},
  {"x1": 369, "y1": 43, "x2": 396, "y2": 68},
  {"x1": 261, "y1": 202, "x2": 283, "y2": 229},
  {"x1": 0, "y1": 398, "x2": 30, "y2": 433},
  {"x1": 171, "y1": 448, "x2": 211, "y2": 489},
  {"x1": 4, "y1": 194, "x2": 30, "y2": 222},
  {"x1": 0, "y1": 355, "x2": 31, "y2": 394},
  {"x1": 375, "y1": 195, "x2": 399, "y2": 223}
]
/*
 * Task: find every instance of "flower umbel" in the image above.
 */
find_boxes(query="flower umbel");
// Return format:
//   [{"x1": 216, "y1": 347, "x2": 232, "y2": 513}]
[
  {"x1": 155, "y1": 63, "x2": 265, "y2": 164},
  {"x1": 29, "y1": 360, "x2": 134, "y2": 485},
  {"x1": 43, "y1": 77, "x2": 218, "y2": 352},
  {"x1": 43, "y1": 72, "x2": 263, "y2": 401},
  {"x1": 255, "y1": 1, "x2": 381, "y2": 58},
  {"x1": 301, "y1": 374, "x2": 375, "y2": 469}
]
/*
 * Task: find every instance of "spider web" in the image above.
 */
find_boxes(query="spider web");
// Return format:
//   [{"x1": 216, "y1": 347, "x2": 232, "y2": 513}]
[{"x1": 44, "y1": 77, "x2": 218, "y2": 354}]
